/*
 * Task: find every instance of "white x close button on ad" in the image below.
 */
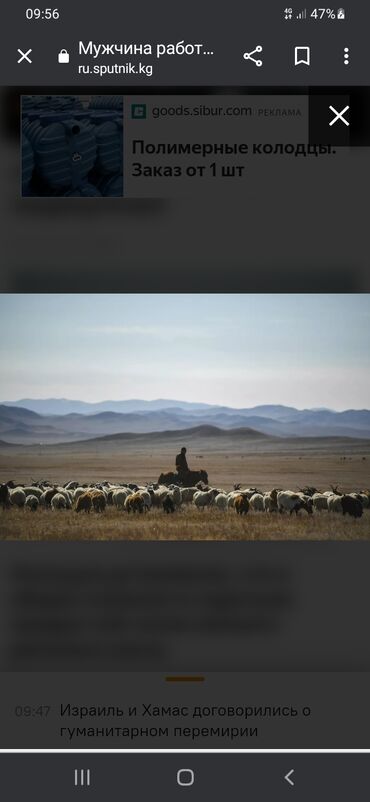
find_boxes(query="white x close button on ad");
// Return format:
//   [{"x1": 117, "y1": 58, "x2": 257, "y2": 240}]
[
  {"x1": 329, "y1": 105, "x2": 350, "y2": 126},
  {"x1": 177, "y1": 769, "x2": 195, "y2": 787}
]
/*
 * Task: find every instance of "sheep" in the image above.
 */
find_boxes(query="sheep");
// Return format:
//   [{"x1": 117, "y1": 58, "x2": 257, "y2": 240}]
[
  {"x1": 341, "y1": 495, "x2": 363, "y2": 518},
  {"x1": 164, "y1": 487, "x2": 182, "y2": 510},
  {"x1": 25, "y1": 494, "x2": 39, "y2": 512},
  {"x1": 214, "y1": 493, "x2": 229, "y2": 511},
  {"x1": 147, "y1": 489, "x2": 161, "y2": 507},
  {"x1": 74, "y1": 487, "x2": 87, "y2": 503},
  {"x1": 24, "y1": 486, "x2": 43, "y2": 499},
  {"x1": 75, "y1": 492, "x2": 93, "y2": 513},
  {"x1": 359, "y1": 493, "x2": 369, "y2": 509},
  {"x1": 263, "y1": 489, "x2": 278, "y2": 513},
  {"x1": 180, "y1": 487, "x2": 198, "y2": 504},
  {"x1": 9, "y1": 488, "x2": 26, "y2": 508},
  {"x1": 40, "y1": 487, "x2": 59, "y2": 507},
  {"x1": 277, "y1": 491, "x2": 313, "y2": 515},
  {"x1": 227, "y1": 491, "x2": 244, "y2": 509},
  {"x1": 55, "y1": 488, "x2": 72, "y2": 508},
  {"x1": 326, "y1": 492, "x2": 363, "y2": 517},
  {"x1": 5, "y1": 475, "x2": 369, "y2": 523},
  {"x1": 195, "y1": 481, "x2": 210, "y2": 491},
  {"x1": 193, "y1": 489, "x2": 218, "y2": 509},
  {"x1": 125, "y1": 492, "x2": 145, "y2": 514},
  {"x1": 312, "y1": 493, "x2": 329, "y2": 512},
  {"x1": 168, "y1": 485, "x2": 181, "y2": 507},
  {"x1": 327, "y1": 494, "x2": 343, "y2": 513},
  {"x1": 112, "y1": 488, "x2": 131, "y2": 509},
  {"x1": 137, "y1": 490, "x2": 152, "y2": 512},
  {"x1": 239, "y1": 487, "x2": 261, "y2": 499},
  {"x1": 91, "y1": 483, "x2": 104, "y2": 492},
  {"x1": 298, "y1": 486, "x2": 317, "y2": 496},
  {"x1": 249, "y1": 492, "x2": 264, "y2": 512},
  {"x1": 163, "y1": 496, "x2": 176, "y2": 514},
  {"x1": 350, "y1": 492, "x2": 369, "y2": 509},
  {"x1": 149, "y1": 487, "x2": 169, "y2": 507},
  {"x1": 89, "y1": 489, "x2": 106, "y2": 513},
  {"x1": 106, "y1": 488, "x2": 116, "y2": 505},
  {"x1": 64, "y1": 481, "x2": 79, "y2": 490},
  {"x1": 295, "y1": 497, "x2": 313, "y2": 515},
  {"x1": 234, "y1": 495, "x2": 250, "y2": 515},
  {"x1": 0, "y1": 483, "x2": 11, "y2": 509},
  {"x1": 51, "y1": 492, "x2": 67, "y2": 510}
]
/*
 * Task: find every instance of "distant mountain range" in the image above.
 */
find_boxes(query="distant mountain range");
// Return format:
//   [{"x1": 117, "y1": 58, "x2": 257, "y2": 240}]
[
  {"x1": 1, "y1": 399, "x2": 370, "y2": 444},
  {"x1": 2, "y1": 398, "x2": 213, "y2": 415}
]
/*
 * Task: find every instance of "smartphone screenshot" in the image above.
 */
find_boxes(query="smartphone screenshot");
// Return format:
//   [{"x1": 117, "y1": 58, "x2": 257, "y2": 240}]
[{"x1": 0, "y1": 0, "x2": 369, "y2": 797}]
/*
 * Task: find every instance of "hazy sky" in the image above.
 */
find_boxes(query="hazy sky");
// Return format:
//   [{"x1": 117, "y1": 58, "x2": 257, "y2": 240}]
[{"x1": 1, "y1": 294, "x2": 369, "y2": 410}]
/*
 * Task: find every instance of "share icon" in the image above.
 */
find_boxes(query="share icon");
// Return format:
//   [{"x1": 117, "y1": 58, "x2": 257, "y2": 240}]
[{"x1": 243, "y1": 45, "x2": 263, "y2": 67}]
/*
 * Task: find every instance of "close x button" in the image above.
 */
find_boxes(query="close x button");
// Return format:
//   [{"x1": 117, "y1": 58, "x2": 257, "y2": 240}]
[
  {"x1": 329, "y1": 104, "x2": 350, "y2": 127},
  {"x1": 309, "y1": 94, "x2": 351, "y2": 146}
]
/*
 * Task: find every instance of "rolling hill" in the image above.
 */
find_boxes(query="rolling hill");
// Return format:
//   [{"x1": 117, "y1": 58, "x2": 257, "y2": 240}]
[{"x1": 1, "y1": 399, "x2": 370, "y2": 444}]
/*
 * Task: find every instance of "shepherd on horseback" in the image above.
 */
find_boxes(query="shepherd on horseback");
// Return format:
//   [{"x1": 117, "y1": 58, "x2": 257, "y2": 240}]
[
  {"x1": 158, "y1": 448, "x2": 208, "y2": 487},
  {"x1": 175, "y1": 447, "x2": 189, "y2": 478}
]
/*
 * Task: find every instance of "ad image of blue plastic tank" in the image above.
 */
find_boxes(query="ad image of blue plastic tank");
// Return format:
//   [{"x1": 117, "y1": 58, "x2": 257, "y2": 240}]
[{"x1": 21, "y1": 95, "x2": 123, "y2": 197}]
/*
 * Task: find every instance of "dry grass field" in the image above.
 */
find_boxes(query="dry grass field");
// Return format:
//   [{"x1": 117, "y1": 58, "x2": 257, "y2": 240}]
[
  {"x1": 0, "y1": 434, "x2": 369, "y2": 540},
  {"x1": 0, "y1": 505, "x2": 369, "y2": 541}
]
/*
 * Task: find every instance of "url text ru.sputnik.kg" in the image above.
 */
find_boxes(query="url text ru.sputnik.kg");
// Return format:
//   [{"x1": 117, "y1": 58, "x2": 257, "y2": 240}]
[{"x1": 78, "y1": 63, "x2": 154, "y2": 77}]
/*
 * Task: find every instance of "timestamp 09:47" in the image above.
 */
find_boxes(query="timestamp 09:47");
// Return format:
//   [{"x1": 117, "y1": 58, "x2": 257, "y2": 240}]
[{"x1": 14, "y1": 705, "x2": 51, "y2": 717}]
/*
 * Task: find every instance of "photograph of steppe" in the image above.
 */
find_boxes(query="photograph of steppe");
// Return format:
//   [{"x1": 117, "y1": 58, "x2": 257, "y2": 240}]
[{"x1": 0, "y1": 293, "x2": 369, "y2": 540}]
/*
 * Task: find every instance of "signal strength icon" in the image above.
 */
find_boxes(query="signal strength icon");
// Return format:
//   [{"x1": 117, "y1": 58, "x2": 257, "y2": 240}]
[{"x1": 296, "y1": 8, "x2": 307, "y2": 19}]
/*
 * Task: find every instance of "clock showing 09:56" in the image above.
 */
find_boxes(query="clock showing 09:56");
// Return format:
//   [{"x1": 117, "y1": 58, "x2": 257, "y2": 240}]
[{"x1": 25, "y1": 8, "x2": 60, "y2": 20}]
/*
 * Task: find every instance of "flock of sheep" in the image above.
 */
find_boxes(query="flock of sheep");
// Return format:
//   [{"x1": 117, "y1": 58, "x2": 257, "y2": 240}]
[{"x1": 0, "y1": 480, "x2": 368, "y2": 519}]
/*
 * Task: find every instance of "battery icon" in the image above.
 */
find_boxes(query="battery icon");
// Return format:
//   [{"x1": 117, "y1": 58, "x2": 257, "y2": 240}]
[{"x1": 337, "y1": 8, "x2": 345, "y2": 19}]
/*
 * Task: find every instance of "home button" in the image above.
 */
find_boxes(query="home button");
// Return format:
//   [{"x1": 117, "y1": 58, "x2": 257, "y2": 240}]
[{"x1": 177, "y1": 769, "x2": 195, "y2": 787}]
